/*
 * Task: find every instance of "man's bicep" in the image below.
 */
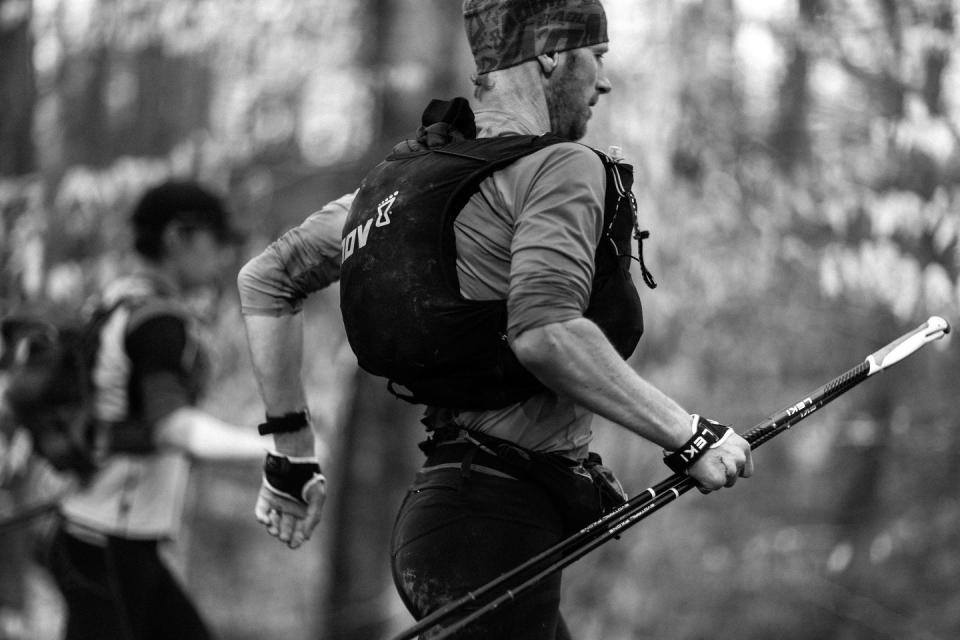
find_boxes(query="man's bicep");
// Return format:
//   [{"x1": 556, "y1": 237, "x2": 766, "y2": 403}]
[{"x1": 506, "y1": 145, "x2": 605, "y2": 338}]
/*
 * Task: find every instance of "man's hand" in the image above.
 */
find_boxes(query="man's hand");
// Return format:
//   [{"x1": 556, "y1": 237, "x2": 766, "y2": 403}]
[
  {"x1": 687, "y1": 429, "x2": 753, "y2": 493},
  {"x1": 0, "y1": 427, "x2": 33, "y2": 486},
  {"x1": 663, "y1": 415, "x2": 753, "y2": 493},
  {"x1": 255, "y1": 452, "x2": 327, "y2": 549}
]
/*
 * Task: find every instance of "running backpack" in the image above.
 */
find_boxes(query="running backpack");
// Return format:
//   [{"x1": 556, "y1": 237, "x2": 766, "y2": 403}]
[{"x1": 1, "y1": 300, "x2": 123, "y2": 476}]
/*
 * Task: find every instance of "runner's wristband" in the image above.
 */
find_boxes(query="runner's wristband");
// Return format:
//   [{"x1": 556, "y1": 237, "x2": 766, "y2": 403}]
[
  {"x1": 262, "y1": 451, "x2": 324, "y2": 506},
  {"x1": 258, "y1": 410, "x2": 310, "y2": 436},
  {"x1": 663, "y1": 415, "x2": 733, "y2": 475}
]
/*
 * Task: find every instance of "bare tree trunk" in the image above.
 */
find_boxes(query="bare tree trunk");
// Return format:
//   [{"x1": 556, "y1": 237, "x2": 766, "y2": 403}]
[
  {"x1": 324, "y1": 370, "x2": 422, "y2": 639},
  {"x1": 0, "y1": 0, "x2": 37, "y2": 625},
  {"x1": 119, "y1": 44, "x2": 213, "y2": 158},
  {"x1": 58, "y1": 42, "x2": 213, "y2": 166},
  {"x1": 0, "y1": 0, "x2": 36, "y2": 175},
  {"x1": 58, "y1": 44, "x2": 111, "y2": 167},
  {"x1": 921, "y1": 3, "x2": 953, "y2": 116},
  {"x1": 769, "y1": 0, "x2": 824, "y2": 171},
  {"x1": 827, "y1": 374, "x2": 899, "y2": 640},
  {"x1": 669, "y1": 0, "x2": 742, "y2": 184}
]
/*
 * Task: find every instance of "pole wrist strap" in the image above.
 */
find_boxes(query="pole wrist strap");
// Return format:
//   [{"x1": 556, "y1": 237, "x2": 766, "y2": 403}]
[
  {"x1": 257, "y1": 409, "x2": 310, "y2": 436},
  {"x1": 663, "y1": 415, "x2": 732, "y2": 474},
  {"x1": 262, "y1": 451, "x2": 324, "y2": 505}
]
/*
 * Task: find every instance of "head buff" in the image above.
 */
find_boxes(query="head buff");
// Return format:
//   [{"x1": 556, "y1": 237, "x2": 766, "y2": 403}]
[{"x1": 463, "y1": 0, "x2": 608, "y2": 75}]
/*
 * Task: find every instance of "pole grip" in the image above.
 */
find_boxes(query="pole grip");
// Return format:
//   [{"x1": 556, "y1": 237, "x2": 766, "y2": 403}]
[{"x1": 866, "y1": 316, "x2": 949, "y2": 374}]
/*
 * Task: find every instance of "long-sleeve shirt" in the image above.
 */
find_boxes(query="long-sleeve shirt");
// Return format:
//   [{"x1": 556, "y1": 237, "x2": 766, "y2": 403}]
[{"x1": 238, "y1": 112, "x2": 608, "y2": 459}]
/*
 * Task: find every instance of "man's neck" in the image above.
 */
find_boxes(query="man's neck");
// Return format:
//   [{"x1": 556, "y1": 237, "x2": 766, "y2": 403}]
[
  {"x1": 473, "y1": 62, "x2": 551, "y2": 137},
  {"x1": 132, "y1": 257, "x2": 182, "y2": 296}
]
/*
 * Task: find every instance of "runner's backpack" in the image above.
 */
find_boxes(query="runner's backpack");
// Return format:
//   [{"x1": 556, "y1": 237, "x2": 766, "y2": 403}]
[{"x1": 0, "y1": 300, "x2": 124, "y2": 477}]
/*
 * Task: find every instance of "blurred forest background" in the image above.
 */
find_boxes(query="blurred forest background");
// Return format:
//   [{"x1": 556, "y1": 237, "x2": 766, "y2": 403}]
[{"x1": 1, "y1": 0, "x2": 959, "y2": 638}]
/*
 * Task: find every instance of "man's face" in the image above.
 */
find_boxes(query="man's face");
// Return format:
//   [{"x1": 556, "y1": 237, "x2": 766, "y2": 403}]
[
  {"x1": 172, "y1": 227, "x2": 235, "y2": 291},
  {"x1": 545, "y1": 43, "x2": 612, "y2": 141}
]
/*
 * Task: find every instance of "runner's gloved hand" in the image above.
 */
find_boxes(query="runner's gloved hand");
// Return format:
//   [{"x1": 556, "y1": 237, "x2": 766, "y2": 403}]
[
  {"x1": 255, "y1": 451, "x2": 326, "y2": 549},
  {"x1": 665, "y1": 415, "x2": 753, "y2": 493},
  {"x1": 0, "y1": 403, "x2": 33, "y2": 485}
]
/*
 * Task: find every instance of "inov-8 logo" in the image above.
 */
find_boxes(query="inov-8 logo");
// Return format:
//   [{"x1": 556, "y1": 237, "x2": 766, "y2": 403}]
[{"x1": 342, "y1": 191, "x2": 399, "y2": 262}]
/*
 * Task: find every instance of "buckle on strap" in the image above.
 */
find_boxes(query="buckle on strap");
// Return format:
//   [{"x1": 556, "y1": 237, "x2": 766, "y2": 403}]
[{"x1": 418, "y1": 426, "x2": 473, "y2": 454}]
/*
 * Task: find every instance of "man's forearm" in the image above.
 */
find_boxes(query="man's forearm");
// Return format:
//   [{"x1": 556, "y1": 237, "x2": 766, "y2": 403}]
[
  {"x1": 510, "y1": 317, "x2": 692, "y2": 450},
  {"x1": 155, "y1": 407, "x2": 265, "y2": 459},
  {"x1": 242, "y1": 313, "x2": 316, "y2": 457}
]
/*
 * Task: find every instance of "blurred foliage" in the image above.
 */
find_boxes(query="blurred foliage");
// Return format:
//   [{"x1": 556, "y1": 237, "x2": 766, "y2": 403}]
[{"x1": 1, "y1": 0, "x2": 959, "y2": 639}]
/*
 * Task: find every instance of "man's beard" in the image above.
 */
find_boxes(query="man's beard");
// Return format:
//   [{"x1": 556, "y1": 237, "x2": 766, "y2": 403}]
[{"x1": 545, "y1": 63, "x2": 591, "y2": 141}]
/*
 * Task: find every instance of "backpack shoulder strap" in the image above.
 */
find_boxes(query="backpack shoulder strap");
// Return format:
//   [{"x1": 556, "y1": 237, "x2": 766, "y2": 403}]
[
  {"x1": 121, "y1": 296, "x2": 201, "y2": 375},
  {"x1": 123, "y1": 297, "x2": 190, "y2": 336}
]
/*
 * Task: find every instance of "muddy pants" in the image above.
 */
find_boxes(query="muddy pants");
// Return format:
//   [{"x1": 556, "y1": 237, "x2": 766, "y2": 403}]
[{"x1": 391, "y1": 456, "x2": 573, "y2": 640}]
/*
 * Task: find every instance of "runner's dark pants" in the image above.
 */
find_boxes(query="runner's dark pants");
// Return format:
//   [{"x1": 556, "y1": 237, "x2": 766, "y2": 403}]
[
  {"x1": 46, "y1": 526, "x2": 213, "y2": 640},
  {"x1": 391, "y1": 464, "x2": 573, "y2": 639}
]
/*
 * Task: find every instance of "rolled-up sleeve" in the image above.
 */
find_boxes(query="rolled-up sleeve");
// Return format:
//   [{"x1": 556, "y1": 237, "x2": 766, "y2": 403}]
[
  {"x1": 506, "y1": 145, "x2": 605, "y2": 339},
  {"x1": 238, "y1": 190, "x2": 355, "y2": 316}
]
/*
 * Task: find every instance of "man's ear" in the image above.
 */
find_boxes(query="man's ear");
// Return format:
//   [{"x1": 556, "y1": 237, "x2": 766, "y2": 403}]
[{"x1": 536, "y1": 52, "x2": 559, "y2": 77}]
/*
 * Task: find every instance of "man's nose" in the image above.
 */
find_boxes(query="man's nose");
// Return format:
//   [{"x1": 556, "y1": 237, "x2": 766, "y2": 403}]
[{"x1": 597, "y1": 75, "x2": 612, "y2": 94}]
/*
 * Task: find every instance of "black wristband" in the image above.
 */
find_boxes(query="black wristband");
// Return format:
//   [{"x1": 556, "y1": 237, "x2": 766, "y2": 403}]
[
  {"x1": 257, "y1": 410, "x2": 310, "y2": 436},
  {"x1": 263, "y1": 452, "x2": 323, "y2": 505},
  {"x1": 663, "y1": 416, "x2": 732, "y2": 474}
]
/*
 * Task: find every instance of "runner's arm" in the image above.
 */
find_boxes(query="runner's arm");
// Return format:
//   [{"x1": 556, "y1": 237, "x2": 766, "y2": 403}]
[
  {"x1": 511, "y1": 318, "x2": 691, "y2": 450},
  {"x1": 237, "y1": 191, "x2": 354, "y2": 547},
  {"x1": 504, "y1": 148, "x2": 750, "y2": 489},
  {"x1": 126, "y1": 316, "x2": 264, "y2": 459},
  {"x1": 512, "y1": 319, "x2": 752, "y2": 490},
  {"x1": 155, "y1": 405, "x2": 264, "y2": 459},
  {"x1": 236, "y1": 190, "x2": 354, "y2": 459}
]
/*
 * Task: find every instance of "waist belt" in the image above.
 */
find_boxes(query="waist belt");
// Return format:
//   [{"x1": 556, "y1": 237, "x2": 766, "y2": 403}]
[{"x1": 422, "y1": 439, "x2": 520, "y2": 481}]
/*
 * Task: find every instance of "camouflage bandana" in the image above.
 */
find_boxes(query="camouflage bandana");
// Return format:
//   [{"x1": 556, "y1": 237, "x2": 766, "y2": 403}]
[{"x1": 463, "y1": 0, "x2": 608, "y2": 75}]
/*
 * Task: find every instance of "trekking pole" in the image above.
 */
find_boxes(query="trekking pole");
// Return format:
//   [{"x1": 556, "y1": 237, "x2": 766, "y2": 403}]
[
  {"x1": 393, "y1": 315, "x2": 950, "y2": 640},
  {"x1": 389, "y1": 475, "x2": 681, "y2": 640}
]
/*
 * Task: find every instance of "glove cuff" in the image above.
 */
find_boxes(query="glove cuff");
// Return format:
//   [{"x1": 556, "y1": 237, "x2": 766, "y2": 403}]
[
  {"x1": 663, "y1": 415, "x2": 731, "y2": 475},
  {"x1": 262, "y1": 451, "x2": 324, "y2": 505}
]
